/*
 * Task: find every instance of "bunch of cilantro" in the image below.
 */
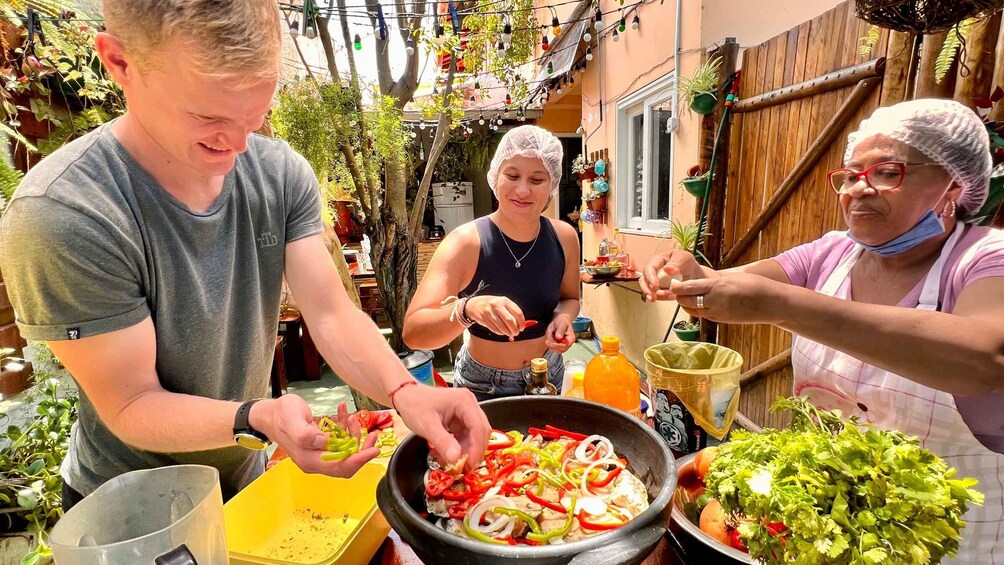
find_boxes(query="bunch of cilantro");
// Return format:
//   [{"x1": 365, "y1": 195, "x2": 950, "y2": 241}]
[{"x1": 704, "y1": 397, "x2": 984, "y2": 565}]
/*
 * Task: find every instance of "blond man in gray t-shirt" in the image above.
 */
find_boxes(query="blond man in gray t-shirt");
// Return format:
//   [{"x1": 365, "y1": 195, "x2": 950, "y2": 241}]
[{"x1": 0, "y1": 0, "x2": 488, "y2": 505}]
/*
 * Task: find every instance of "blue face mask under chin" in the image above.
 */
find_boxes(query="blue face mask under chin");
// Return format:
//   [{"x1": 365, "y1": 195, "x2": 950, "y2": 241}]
[{"x1": 849, "y1": 208, "x2": 946, "y2": 257}]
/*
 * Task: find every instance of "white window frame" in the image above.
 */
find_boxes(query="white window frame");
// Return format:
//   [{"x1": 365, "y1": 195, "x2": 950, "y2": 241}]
[{"x1": 615, "y1": 72, "x2": 676, "y2": 235}]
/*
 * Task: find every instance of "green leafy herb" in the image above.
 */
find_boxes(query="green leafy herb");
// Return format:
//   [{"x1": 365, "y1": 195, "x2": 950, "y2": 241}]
[{"x1": 705, "y1": 397, "x2": 984, "y2": 565}]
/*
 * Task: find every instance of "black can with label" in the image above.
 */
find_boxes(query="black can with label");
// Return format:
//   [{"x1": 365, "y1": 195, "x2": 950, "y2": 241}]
[{"x1": 653, "y1": 388, "x2": 709, "y2": 458}]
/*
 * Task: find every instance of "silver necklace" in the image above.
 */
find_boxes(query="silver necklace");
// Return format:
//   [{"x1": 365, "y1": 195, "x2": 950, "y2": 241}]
[{"x1": 499, "y1": 224, "x2": 539, "y2": 268}]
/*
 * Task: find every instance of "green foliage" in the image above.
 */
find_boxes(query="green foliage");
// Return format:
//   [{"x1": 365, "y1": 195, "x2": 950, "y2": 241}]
[
  {"x1": 0, "y1": 351, "x2": 78, "y2": 562},
  {"x1": 673, "y1": 319, "x2": 700, "y2": 331},
  {"x1": 461, "y1": 0, "x2": 537, "y2": 91},
  {"x1": 706, "y1": 396, "x2": 984, "y2": 565},
  {"x1": 662, "y1": 219, "x2": 709, "y2": 263},
  {"x1": 935, "y1": 20, "x2": 974, "y2": 85},
  {"x1": 678, "y1": 55, "x2": 723, "y2": 113},
  {"x1": 1, "y1": 158, "x2": 23, "y2": 211},
  {"x1": 858, "y1": 25, "x2": 881, "y2": 57}
]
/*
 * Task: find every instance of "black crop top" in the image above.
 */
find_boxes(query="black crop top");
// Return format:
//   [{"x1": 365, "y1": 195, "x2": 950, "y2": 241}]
[{"x1": 460, "y1": 217, "x2": 565, "y2": 342}]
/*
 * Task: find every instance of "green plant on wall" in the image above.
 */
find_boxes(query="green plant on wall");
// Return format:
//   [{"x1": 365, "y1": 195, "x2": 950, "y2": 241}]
[
  {"x1": 0, "y1": 348, "x2": 78, "y2": 565},
  {"x1": 0, "y1": 158, "x2": 23, "y2": 212},
  {"x1": 678, "y1": 55, "x2": 722, "y2": 114},
  {"x1": 934, "y1": 19, "x2": 976, "y2": 84},
  {"x1": 662, "y1": 218, "x2": 710, "y2": 263}
]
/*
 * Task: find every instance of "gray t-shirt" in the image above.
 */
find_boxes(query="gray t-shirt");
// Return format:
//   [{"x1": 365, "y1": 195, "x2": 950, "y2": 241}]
[{"x1": 0, "y1": 124, "x2": 323, "y2": 499}]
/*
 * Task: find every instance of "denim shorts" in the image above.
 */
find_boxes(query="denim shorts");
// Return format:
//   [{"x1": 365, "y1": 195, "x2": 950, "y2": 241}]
[{"x1": 453, "y1": 345, "x2": 565, "y2": 401}]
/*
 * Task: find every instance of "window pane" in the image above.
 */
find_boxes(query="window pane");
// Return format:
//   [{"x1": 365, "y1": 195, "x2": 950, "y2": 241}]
[
  {"x1": 631, "y1": 113, "x2": 644, "y2": 218},
  {"x1": 652, "y1": 99, "x2": 673, "y2": 221}
]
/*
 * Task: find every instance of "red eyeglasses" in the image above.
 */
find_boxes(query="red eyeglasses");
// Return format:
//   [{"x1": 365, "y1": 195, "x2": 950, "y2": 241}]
[{"x1": 827, "y1": 161, "x2": 942, "y2": 194}]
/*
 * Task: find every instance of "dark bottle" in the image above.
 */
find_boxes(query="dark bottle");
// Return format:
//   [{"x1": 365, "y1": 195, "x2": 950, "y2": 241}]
[{"x1": 525, "y1": 358, "x2": 557, "y2": 395}]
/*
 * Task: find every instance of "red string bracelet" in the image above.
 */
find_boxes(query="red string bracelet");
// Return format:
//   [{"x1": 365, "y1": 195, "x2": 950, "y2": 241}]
[{"x1": 388, "y1": 380, "x2": 419, "y2": 411}]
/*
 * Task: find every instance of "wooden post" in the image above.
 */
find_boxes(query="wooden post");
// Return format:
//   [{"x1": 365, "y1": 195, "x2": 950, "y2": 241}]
[
  {"x1": 915, "y1": 30, "x2": 956, "y2": 98},
  {"x1": 698, "y1": 38, "x2": 739, "y2": 345},
  {"x1": 722, "y1": 77, "x2": 883, "y2": 267},
  {"x1": 739, "y1": 348, "x2": 792, "y2": 388},
  {"x1": 990, "y1": 23, "x2": 1004, "y2": 122},
  {"x1": 953, "y1": 12, "x2": 1002, "y2": 109},
  {"x1": 734, "y1": 58, "x2": 885, "y2": 114},
  {"x1": 880, "y1": 31, "x2": 918, "y2": 105}
]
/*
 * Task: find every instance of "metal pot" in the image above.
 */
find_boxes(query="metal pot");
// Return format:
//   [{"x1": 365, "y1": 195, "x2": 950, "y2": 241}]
[
  {"x1": 669, "y1": 452, "x2": 752, "y2": 564},
  {"x1": 377, "y1": 397, "x2": 676, "y2": 565}
]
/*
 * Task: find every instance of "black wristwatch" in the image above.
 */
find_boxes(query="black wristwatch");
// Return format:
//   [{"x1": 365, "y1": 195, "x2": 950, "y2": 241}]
[{"x1": 233, "y1": 399, "x2": 270, "y2": 450}]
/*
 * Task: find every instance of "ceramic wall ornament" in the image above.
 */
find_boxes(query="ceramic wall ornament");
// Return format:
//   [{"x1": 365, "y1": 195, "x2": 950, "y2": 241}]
[
  {"x1": 594, "y1": 159, "x2": 606, "y2": 176},
  {"x1": 593, "y1": 178, "x2": 609, "y2": 193}
]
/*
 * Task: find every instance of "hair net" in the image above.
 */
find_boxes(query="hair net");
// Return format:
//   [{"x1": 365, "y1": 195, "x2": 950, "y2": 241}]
[
  {"x1": 487, "y1": 125, "x2": 564, "y2": 195},
  {"x1": 844, "y1": 98, "x2": 992, "y2": 221}
]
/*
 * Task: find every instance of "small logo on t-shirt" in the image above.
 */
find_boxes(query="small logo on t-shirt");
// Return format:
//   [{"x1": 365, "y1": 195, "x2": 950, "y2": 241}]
[
  {"x1": 67, "y1": 328, "x2": 80, "y2": 340},
  {"x1": 256, "y1": 231, "x2": 279, "y2": 249}
]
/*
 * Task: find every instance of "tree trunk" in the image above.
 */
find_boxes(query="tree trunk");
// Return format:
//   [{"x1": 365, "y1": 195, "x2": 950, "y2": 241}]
[{"x1": 366, "y1": 204, "x2": 418, "y2": 351}]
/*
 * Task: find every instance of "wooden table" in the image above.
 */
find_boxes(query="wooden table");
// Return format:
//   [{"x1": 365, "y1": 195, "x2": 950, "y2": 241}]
[{"x1": 580, "y1": 270, "x2": 646, "y2": 298}]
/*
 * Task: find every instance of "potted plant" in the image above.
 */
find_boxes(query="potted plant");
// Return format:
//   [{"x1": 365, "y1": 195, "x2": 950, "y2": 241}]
[
  {"x1": 584, "y1": 185, "x2": 607, "y2": 211},
  {"x1": 680, "y1": 165, "x2": 711, "y2": 198},
  {"x1": 663, "y1": 219, "x2": 711, "y2": 264},
  {"x1": 572, "y1": 154, "x2": 596, "y2": 181},
  {"x1": 673, "y1": 319, "x2": 701, "y2": 341},
  {"x1": 0, "y1": 349, "x2": 77, "y2": 565},
  {"x1": 679, "y1": 55, "x2": 723, "y2": 115}
]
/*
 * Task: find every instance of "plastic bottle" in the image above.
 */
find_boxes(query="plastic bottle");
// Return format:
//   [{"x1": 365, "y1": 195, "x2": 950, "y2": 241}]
[
  {"x1": 564, "y1": 371, "x2": 586, "y2": 399},
  {"x1": 584, "y1": 336, "x2": 642, "y2": 418},
  {"x1": 525, "y1": 358, "x2": 558, "y2": 395}
]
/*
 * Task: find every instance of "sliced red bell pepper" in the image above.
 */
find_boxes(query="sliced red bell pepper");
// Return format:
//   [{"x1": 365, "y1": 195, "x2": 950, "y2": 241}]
[
  {"x1": 442, "y1": 486, "x2": 474, "y2": 501},
  {"x1": 577, "y1": 510, "x2": 628, "y2": 531},
  {"x1": 523, "y1": 320, "x2": 538, "y2": 328},
  {"x1": 527, "y1": 427, "x2": 560, "y2": 439},
  {"x1": 500, "y1": 536, "x2": 518, "y2": 546},
  {"x1": 544, "y1": 425, "x2": 588, "y2": 441},
  {"x1": 487, "y1": 429, "x2": 516, "y2": 450},
  {"x1": 426, "y1": 469, "x2": 456, "y2": 497},
  {"x1": 590, "y1": 466, "x2": 622, "y2": 488},
  {"x1": 526, "y1": 489, "x2": 567, "y2": 513},
  {"x1": 515, "y1": 537, "x2": 541, "y2": 546},
  {"x1": 448, "y1": 498, "x2": 474, "y2": 519}
]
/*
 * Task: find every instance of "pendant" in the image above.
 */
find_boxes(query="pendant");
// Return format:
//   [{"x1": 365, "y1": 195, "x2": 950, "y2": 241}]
[{"x1": 515, "y1": 261, "x2": 522, "y2": 268}]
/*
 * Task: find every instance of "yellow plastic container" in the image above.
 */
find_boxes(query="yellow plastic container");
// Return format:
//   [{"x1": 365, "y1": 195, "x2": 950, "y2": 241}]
[{"x1": 225, "y1": 459, "x2": 391, "y2": 565}]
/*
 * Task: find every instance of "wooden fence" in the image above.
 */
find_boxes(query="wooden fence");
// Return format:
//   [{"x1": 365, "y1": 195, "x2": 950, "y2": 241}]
[{"x1": 700, "y1": 1, "x2": 1004, "y2": 427}]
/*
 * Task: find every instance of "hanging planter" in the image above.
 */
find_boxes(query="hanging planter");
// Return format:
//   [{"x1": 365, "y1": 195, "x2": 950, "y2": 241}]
[
  {"x1": 586, "y1": 195, "x2": 608, "y2": 211},
  {"x1": 679, "y1": 165, "x2": 711, "y2": 198},
  {"x1": 690, "y1": 91, "x2": 717, "y2": 115},
  {"x1": 853, "y1": 0, "x2": 1003, "y2": 33},
  {"x1": 673, "y1": 320, "x2": 701, "y2": 341}
]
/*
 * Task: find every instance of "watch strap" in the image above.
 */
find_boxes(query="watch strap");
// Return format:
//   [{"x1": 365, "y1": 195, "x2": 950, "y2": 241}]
[{"x1": 234, "y1": 399, "x2": 269, "y2": 442}]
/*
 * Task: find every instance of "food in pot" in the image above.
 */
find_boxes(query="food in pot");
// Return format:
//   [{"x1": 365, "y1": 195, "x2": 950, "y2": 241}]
[{"x1": 424, "y1": 426, "x2": 650, "y2": 545}]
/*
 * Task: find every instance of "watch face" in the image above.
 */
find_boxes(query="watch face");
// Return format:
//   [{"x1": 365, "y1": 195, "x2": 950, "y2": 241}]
[{"x1": 234, "y1": 433, "x2": 268, "y2": 451}]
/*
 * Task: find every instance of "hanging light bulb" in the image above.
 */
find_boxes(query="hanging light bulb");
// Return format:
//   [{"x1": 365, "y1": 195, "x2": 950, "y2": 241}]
[
  {"x1": 569, "y1": 75, "x2": 575, "y2": 85},
  {"x1": 612, "y1": 29, "x2": 619, "y2": 42},
  {"x1": 353, "y1": 33, "x2": 362, "y2": 50},
  {"x1": 305, "y1": 23, "x2": 317, "y2": 39},
  {"x1": 546, "y1": 61, "x2": 554, "y2": 74},
  {"x1": 502, "y1": 22, "x2": 512, "y2": 44},
  {"x1": 583, "y1": 30, "x2": 592, "y2": 42},
  {"x1": 541, "y1": 35, "x2": 549, "y2": 51},
  {"x1": 505, "y1": 92, "x2": 512, "y2": 105},
  {"x1": 479, "y1": 113, "x2": 485, "y2": 125},
  {"x1": 618, "y1": 15, "x2": 626, "y2": 32},
  {"x1": 552, "y1": 16, "x2": 561, "y2": 35},
  {"x1": 435, "y1": 23, "x2": 444, "y2": 37},
  {"x1": 405, "y1": 39, "x2": 415, "y2": 56},
  {"x1": 475, "y1": 80, "x2": 481, "y2": 90},
  {"x1": 419, "y1": 119, "x2": 427, "y2": 130},
  {"x1": 586, "y1": 47, "x2": 593, "y2": 61},
  {"x1": 631, "y1": 14, "x2": 640, "y2": 30},
  {"x1": 497, "y1": 117, "x2": 504, "y2": 125},
  {"x1": 497, "y1": 40, "x2": 506, "y2": 55},
  {"x1": 594, "y1": 8, "x2": 603, "y2": 30},
  {"x1": 470, "y1": 95, "x2": 476, "y2": 103},
  {"x1": 410, "y1": 130, "x2": 417, "y2": 138},
  {"x1": 289, "y1": 20, "x2": 300, "y2": 39}
]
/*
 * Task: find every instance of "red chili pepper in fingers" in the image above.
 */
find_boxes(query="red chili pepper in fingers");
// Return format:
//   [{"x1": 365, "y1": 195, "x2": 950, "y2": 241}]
[{"x1": 524, "y1": 320, "x2": 538, "y2": 328}]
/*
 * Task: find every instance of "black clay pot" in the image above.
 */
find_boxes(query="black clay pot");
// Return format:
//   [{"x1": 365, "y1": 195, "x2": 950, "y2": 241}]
[{"x1": 377, "y1": 397, "x2": 677, "y2": 565}]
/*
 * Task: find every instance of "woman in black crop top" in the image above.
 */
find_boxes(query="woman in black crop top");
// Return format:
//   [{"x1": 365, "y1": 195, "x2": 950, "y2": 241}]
[{"x1": 403, "y1": 126, "x2": 581, "y2": 400}]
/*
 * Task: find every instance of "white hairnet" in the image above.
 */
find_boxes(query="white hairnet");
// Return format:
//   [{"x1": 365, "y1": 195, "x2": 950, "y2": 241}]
[
  {"x1": 844, "y1": 98, "x2": 992, "y2": 221},
  {"x1": 487, "y1": 125, "x2": 564, "y2": 195}
]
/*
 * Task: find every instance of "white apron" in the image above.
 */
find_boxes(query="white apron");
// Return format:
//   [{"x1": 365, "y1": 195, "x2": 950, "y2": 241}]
[{"x1": 791, "y1": 222, "x2": 1003, "y2": 563}]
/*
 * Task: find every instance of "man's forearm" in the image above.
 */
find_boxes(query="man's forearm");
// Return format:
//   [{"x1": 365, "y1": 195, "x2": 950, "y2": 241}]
[
  {"x1": 310, "y1": 307, "x2": 414, "y2": 405},
  {"x1": 111, "y1": 391, "x2": 239, "y2": 452}
]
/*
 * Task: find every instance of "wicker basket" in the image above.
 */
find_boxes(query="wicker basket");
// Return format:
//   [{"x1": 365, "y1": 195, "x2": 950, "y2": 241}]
[{"x1": 854, "y1": 0, "x2": 1004, "y2": 33}]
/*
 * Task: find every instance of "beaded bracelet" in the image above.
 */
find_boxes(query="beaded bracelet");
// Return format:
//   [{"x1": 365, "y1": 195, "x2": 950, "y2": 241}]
[
  {"x1": 388, "y1": 380, "x2": 419, "y2": 411},
  {"x1": 459, "y1": 296, "x2": 474, "y2": 327}
]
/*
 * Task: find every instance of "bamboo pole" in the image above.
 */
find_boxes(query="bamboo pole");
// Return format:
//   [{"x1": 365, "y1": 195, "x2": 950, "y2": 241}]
[
  {"x1": 734, "y1": 58, "x2": 885, "y2": 114},
  {"x1": 739, "y1": 348, "x2": 792, "y2": 388},
  {"x1": 953, "y1": 12, "x2": 1002, "y2": 109},
  {"x1": 722, "y1": 77, "x2": 883, "y2": 267}
]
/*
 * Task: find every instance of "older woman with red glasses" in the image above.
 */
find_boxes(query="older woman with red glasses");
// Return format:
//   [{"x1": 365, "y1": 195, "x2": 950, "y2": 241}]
[{"x1": 641, "y1": 99, "x2": 1003, "y2": 562}]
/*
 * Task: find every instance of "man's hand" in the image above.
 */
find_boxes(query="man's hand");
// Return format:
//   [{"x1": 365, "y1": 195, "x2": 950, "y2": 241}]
[
  {"x1": 545, "y1": 313, "x2": 574, "y2": 353},
  {"x1": 250, "y1": 396, "x2": 379, "y2": 476},
  {"x1": 391, "y1": 384, "x2": 490, "y2": 472},
  {"x1": 640, "y1": 250, "x2": 718, "y2": 302}
]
